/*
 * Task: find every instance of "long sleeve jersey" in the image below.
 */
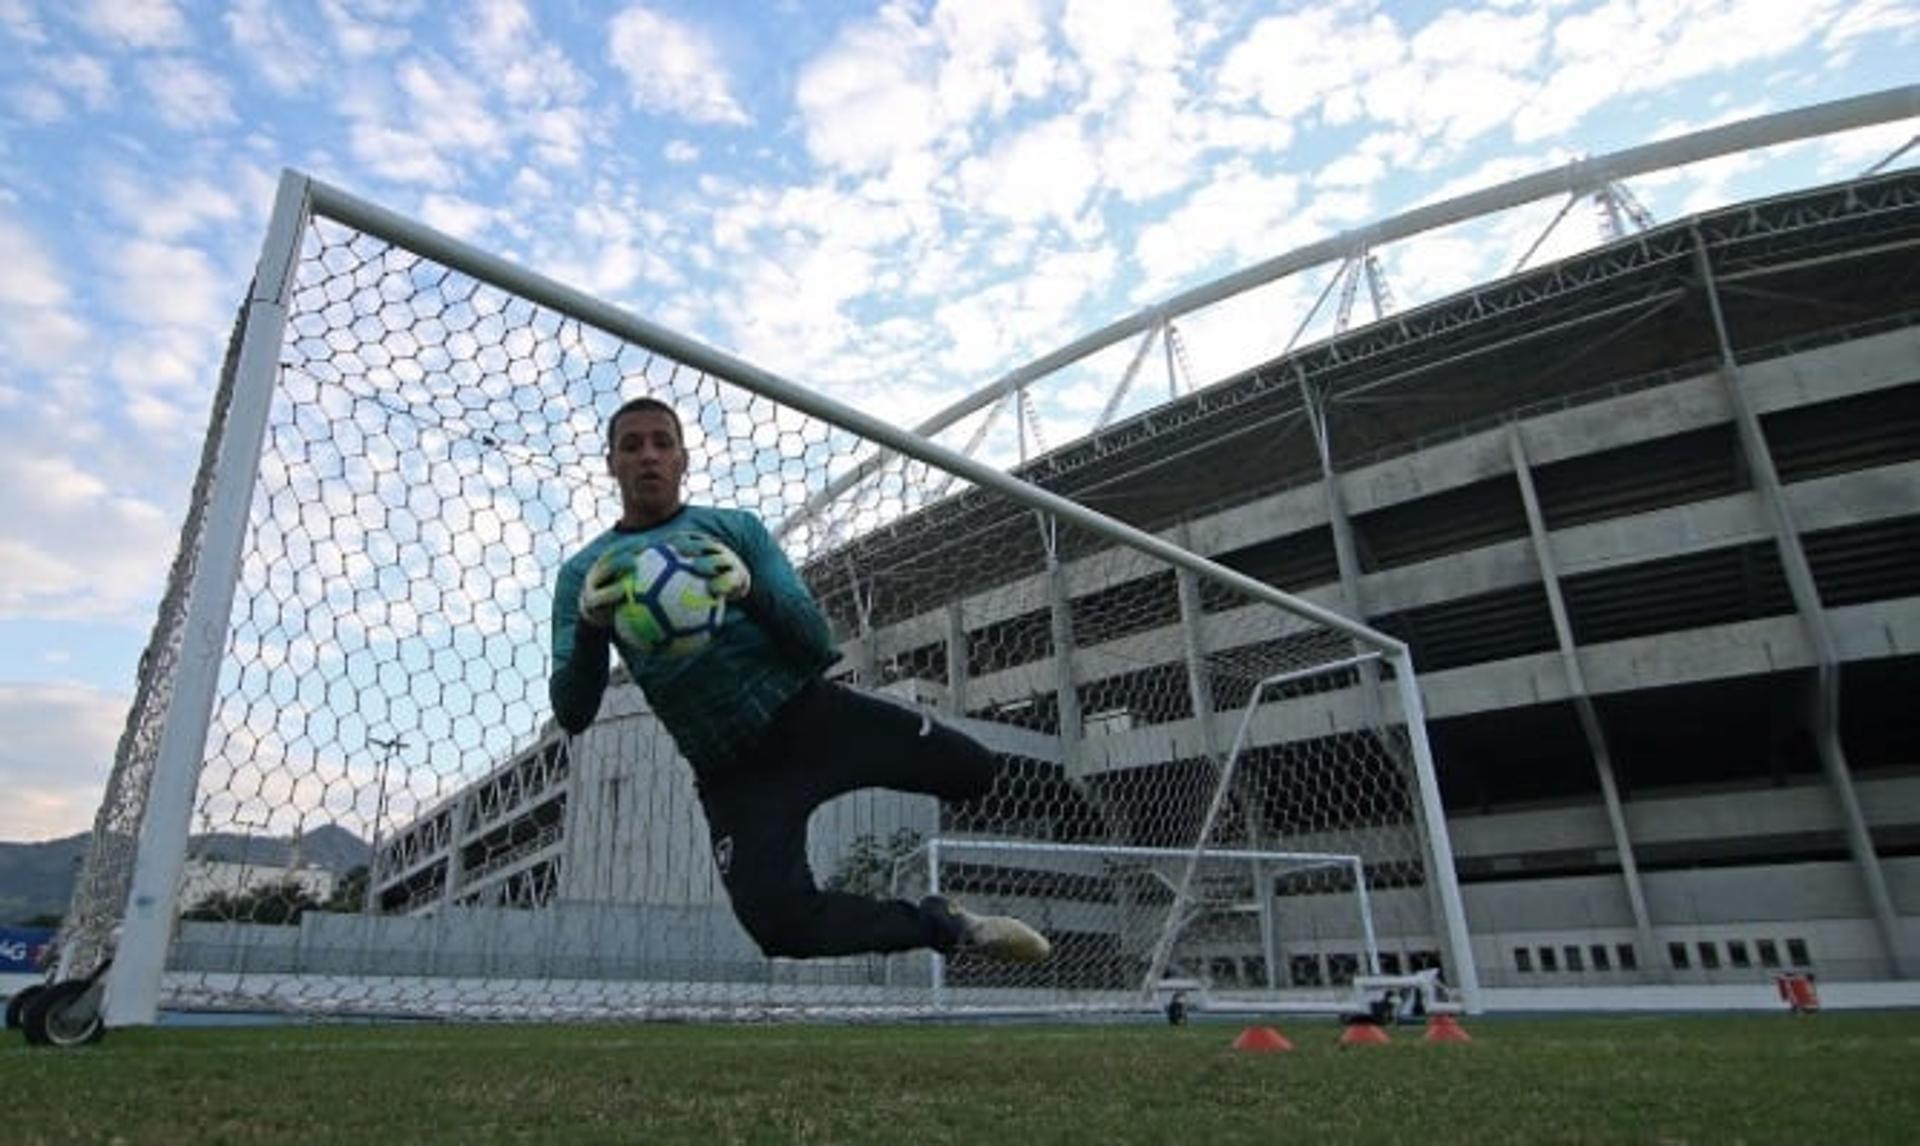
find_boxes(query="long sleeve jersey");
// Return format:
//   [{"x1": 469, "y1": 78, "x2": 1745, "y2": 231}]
[{"x1": 549, "y1": 504, "x2": 841, "y2": 778}]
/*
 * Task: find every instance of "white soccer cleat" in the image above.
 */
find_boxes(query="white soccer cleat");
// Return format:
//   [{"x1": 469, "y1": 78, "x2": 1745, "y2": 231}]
[{"x1": 925, "y1": 896, "x2": 1051, "y2": 963}]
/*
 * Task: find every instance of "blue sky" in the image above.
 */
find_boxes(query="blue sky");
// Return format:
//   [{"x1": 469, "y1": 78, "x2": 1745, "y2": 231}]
[{"x1": 0, "y1": 0, "x2": 1915, "y2": 842}]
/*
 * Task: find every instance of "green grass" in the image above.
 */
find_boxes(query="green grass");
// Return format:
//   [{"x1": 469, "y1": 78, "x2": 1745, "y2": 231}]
[{"x1": 4, "y1": 1013, "x2": 1919, "y2": 1144}]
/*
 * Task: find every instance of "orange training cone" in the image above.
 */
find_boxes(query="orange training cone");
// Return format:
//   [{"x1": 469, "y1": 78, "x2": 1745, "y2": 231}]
[
  {"x1": 1339, "y1": 1022, "x2": 1392, "y2": 1047},
  {"x1": 1232, "y1": 1025, "x2": 1294, "y2": 1053},
  {"x1": 1424, "y1": 1014, "x2": 1472, "y2": 1044}
]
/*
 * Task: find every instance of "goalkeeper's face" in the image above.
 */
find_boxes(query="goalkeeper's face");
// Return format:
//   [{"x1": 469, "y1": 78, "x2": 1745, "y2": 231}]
[{"x1": 608, "y1": 407, "x2": 688, "y2": 527}]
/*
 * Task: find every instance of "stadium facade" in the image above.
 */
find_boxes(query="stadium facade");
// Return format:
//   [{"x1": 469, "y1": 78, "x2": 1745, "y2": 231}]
[{"x1": 369, "y1": 167, "x2": 1919, "y2": 997}]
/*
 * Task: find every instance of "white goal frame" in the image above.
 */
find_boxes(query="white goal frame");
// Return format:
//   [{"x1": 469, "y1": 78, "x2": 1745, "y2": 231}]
[
  {"x1": 87, "y1": 169, "x2": 1478, "y2": 1026},
  {"x1": 918, "y1": 838, "x2": 1381, "y2": 1008}
]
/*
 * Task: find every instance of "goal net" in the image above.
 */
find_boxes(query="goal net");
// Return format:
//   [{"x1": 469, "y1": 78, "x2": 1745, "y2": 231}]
[{"x1": 64, "y1": 172, "x2": 1474, "y2": 1025}]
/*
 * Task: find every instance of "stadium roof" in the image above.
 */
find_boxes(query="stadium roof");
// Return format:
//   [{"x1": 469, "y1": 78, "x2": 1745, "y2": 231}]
[{"x1": 814, "y1": 167, "x2": 1920, "y2": 611}]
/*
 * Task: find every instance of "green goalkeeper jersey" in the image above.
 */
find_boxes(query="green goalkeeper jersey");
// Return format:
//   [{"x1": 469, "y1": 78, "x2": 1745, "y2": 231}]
[{"x1": 549, "y1": 504, "x2": 841, "y2": 778}]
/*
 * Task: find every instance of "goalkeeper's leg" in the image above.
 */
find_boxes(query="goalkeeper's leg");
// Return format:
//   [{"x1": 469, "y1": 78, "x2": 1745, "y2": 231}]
[
  {"x1": 920, "y1": 896, "x2": 1051, "y2": 963},
  {"x1": 768, "y1": 679, "x2": 1001, "y2": 803},
  {"x1": 700, "y1": 743, "x2": 1047, "y2": 961},
  {"x1": 701, "y1": 770, "x2": 946, "y2": 958}
]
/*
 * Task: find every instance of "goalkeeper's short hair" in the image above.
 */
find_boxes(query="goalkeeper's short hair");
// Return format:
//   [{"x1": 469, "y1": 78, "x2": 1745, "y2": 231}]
[{"x1": 605, "y1": 396, "x2": 684, "y2": 451}]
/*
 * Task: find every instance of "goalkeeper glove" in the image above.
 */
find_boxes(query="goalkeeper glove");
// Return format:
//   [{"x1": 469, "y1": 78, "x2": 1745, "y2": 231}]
[
  {"x1": 578, "y1": 551, "x2": 626, "y2": 630},
  {"x1": 667, "y1": 532, "x2": 752, "y2": 602}
]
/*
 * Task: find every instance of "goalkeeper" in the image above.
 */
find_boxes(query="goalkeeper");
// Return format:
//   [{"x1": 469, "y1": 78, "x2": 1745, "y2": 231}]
[{"x1": 549, "y1": 397, "x2": 1049, "y2": 964}]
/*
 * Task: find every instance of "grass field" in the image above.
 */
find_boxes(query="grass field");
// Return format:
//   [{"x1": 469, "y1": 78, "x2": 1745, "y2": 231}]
[{"x1": 4, "y1": 1012, "x2": 1918, "y2": 1144}]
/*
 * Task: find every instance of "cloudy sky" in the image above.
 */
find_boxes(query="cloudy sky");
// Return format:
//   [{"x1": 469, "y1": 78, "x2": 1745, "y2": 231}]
[{"x1": 0, "y1": 0, "x2": 1915, "y2": 843}]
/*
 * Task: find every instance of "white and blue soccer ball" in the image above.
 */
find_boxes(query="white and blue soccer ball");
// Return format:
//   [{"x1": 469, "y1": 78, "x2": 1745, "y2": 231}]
[{"x1": 612, "y1": 542, "x2": 725, "y2": 657}]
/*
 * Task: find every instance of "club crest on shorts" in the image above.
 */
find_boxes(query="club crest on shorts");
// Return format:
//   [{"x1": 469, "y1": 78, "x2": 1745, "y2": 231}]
[{"x1": 713, "y1": 835, "x2": 733, "y2": 875}]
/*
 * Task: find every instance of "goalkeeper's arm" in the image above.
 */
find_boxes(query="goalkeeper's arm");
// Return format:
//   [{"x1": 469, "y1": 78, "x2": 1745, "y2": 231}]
[{"x1": 549, "y1": 556, "x2": 612, "y2": 735}]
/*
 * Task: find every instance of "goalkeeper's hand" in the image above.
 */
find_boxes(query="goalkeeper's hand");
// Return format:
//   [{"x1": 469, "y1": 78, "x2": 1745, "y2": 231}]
[
  {"x1": 578, "y1": 551, "x2": 626, "y2": 630},
  {"x1": 668, "y1": 532, "x2": 752, "y2": 602}
]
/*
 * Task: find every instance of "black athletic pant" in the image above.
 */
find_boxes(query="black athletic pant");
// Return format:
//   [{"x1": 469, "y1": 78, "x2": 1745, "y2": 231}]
[{"x1": 697, "y1": 679, "x2": 999, "y2": 958}]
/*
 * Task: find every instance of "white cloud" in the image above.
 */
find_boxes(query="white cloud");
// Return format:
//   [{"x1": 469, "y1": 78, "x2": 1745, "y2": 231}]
[
  {"x1": 1132, "y1": 161, "x2": 1305, "y2": 296},
  {"x1": 933, "y1": 242, "x2": 1118, "y2": 375},
  {"x1": 0, "y1": 450, "x2": 176, "y2": 624},
  {"x1": 350, "y1": 122, "x2": 457, "y2": 186},
  {"x1": 663, "y1": 139, "x2": 700, "y2": 164},
  {"x1": 226, "y1": 0, "x2": 327, "y2": 95},
  {"x1": 138, "y1": 56, "x2": 237, "y2": 131},
  {"x1": 1518, "y1": 0, "x2": 1845, "y2": 142},
  {"x1": 0, "y1": 0, "x2": 48, "y2": 44},
  {"x1": 607, "y1": 4, "x2": 750, "y2": 126},
  {"x1": 1317, "y1": 150, "x2": 1387, "y2": 191},
  {"x1": 9, "y1": 84, "x2": 68, "y2": 123},
  {"x1": 1818, "y1": 121, "x2": 1920, "y2": 177},
  {"x1": 48, "y1": 52, "x2": 115, "y2": 109},
  {"x1": 461, "y1": 0, "x2": 587, "y2": 107},
  {"x1": 107, "y1": 239, "x2": 229, "y2": 329},
  {"x1": 77, "y1": 0, "x2": 190, "y2": 50},
  {"x1": 1216, "y1": 7, "x2": 1405, "y2": 125},
  {"x1": 456, "y1": 0, "x2": 594, "y2": 167},
  {"x1": 398, "y1": 57, "x2": 506, "y2": 157},
  {"x1": 795, "y1": 10, "x2": 941, "y2": 175},
  {"x1": 99, "y1": 168, "x2": 245, "y2": 241},
  {"x1": 339, "y1": 52, "x2": 522, "y2": 187},
  {"x1": 319, "y1": 0, "x2": 412, "y2": 59},
  {"x1": 8, "y1": 50, "x2": 116, "y2": 124},
  {"x1": 0, "y1": 216, "x2": 65, "y2": 301},
  {"x1": 1058, "y1": 0, "x2": 1179, "y2": 111},
  {"x1": 957, "y1": 115, "x2": 1098, "y2": 226},
  {"x1": 931, "y1": 0, "x2": 1057, "y2": 124},
  {"x1": 419, "y1": 191, "x2": 497, "y2": 239},
  {"x1": 0, "y1": 682, "x2": 128, "y2": 842},
  {"x1": 107, "y1": 325, "x2": 217, "y2": 396},
  {"x1": 0, "y1": 213, "x2": 89, "y2": 371},
  {"x1": 1827, "y1": 0, "x2": 1920, "y2": 43}
]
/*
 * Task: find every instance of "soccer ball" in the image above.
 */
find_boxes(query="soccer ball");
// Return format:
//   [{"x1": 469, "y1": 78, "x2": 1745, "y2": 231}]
[{"x1": 611, "y1": 543, "x2": 726, "y2": 657}]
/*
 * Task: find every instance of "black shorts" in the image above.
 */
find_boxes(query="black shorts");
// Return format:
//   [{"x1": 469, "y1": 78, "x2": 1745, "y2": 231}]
[{"x1": 695, "y1": 679, "x2": 999, "y2": 957}]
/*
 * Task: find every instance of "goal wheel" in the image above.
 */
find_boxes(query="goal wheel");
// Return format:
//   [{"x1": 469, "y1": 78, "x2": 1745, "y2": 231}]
[
  {"x1": 5, "y1": 983, "x2": 46, "y2": 1031},
  {"x1": 22, "y1": 980, "x2": 106, "y2": 1048}
]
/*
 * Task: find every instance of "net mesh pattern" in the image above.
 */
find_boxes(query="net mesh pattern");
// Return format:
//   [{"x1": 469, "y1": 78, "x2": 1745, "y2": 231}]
[{"x1": 63, "y1": 211, "x2": 1453, "y2": 1019}]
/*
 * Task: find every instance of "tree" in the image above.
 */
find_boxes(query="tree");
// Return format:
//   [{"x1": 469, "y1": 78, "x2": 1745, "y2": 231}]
[
  {"x1": 318, "y1": 865, "x2": 370, "y2": 914},
  {"x1": 181, "y1": 878, "x2": 321, "y2": 925},
  {"x1": 826, "y1": 828, "x2": 923, "y2": 898}
]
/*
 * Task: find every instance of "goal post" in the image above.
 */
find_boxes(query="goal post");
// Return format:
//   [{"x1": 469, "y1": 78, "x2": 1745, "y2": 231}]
[
  {"x1": 68, "y1": 167, "x2": 1477, "y2": 1026},
  {"x1": 913, "y1": 839, "x2": 1383, "y2": 1013}
]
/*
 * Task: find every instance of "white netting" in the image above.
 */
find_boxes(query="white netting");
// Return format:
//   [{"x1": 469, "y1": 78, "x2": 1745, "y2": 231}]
[{"x1": 63, "y1": 199, "x2": 1465, "y2": 1021}]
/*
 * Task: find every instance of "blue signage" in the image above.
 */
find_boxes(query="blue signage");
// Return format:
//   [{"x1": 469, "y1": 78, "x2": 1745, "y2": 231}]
[{"x1": 0, "y1": 927, "x2": 55, "y2": 973}]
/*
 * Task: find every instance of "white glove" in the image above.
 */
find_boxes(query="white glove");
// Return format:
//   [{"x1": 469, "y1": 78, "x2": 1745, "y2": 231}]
[
  {"x1": 578, "y1": 551, "x2": 627, "y2": 629},
  {"x1": 668, "y1": 532, "x2": 752, "y2": 602}
]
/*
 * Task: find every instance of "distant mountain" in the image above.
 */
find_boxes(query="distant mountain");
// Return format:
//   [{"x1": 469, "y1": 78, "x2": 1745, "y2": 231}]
[
  {"x1": 186, "y1": 824, "x2": 370, "y2": 872},
  {"x1": 0, "y1": 825, "x2": 369, "y2": 925},
  {"x1": 0, "y1": 833, "x2": 90, "y2": 924}
]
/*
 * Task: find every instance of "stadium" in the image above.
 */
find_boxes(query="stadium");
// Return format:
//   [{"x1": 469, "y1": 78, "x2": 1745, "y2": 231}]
[
  {"x1": 356, "y1": 158, "x2": 1920, "y2": 999},
  {"x1": 27, "y1": 92, "x2": 1919, "y2": 1037}
]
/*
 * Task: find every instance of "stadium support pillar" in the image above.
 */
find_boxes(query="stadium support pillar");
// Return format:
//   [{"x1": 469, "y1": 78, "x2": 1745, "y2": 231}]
[
  {"x1": 1507, "y1": 427, "x2": 1661, "y2": 974},
  {"x1": 1037, "y1": 512, "x2": 1087, "y2": 778},
  {"x1": 1691, "y1": 227, "x2": 1911, "y2": 979},
  {"x1": 1296, "y1": 368, "x2": 1369, "y2": 623},
  {"x1": 943, "y1": 603, "x2": 968, "y2": 717},
  {"x1": 1173, "y1": 522, "x2": 1281, "y2": 983},
  {"x1": 1172, "y1": 521, "x2": 1223, "y2": 766},
  {"x1": 1297, "y1": 368, "x2": 1478, "y2": 1002},
  {"x1": 842, "y1": 561, "x2": 879, "y2": 685},
  {"x1": 105, "y1": 171, "x2": 312, "y2": 1027}
]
